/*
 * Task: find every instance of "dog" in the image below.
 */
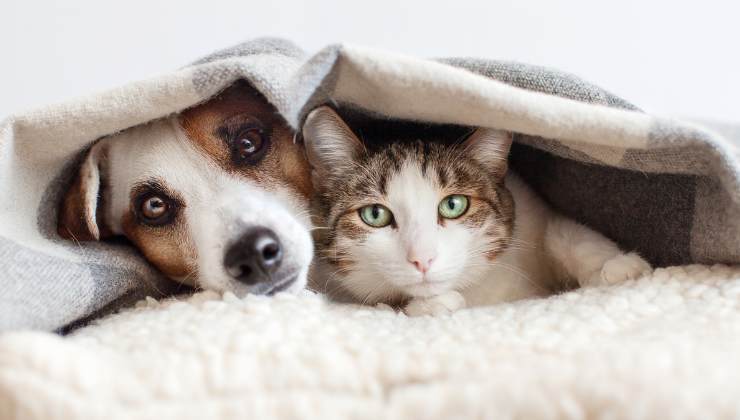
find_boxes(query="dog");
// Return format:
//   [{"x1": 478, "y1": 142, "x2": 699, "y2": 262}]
[{"x1": 57, "y1": 80, "x2": 314, "y2": 296}]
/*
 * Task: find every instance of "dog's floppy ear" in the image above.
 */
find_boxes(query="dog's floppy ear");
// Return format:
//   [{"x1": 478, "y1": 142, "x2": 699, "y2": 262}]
[
  {"x1": 462, "y1": 128, "x2": 513, "y2": 180},
  {"x1": 57, "y1": 141, "x2": 110, "y2": 241},
  {"x1": 302, "y1": 106, "x2": 365, "y2": 183}
]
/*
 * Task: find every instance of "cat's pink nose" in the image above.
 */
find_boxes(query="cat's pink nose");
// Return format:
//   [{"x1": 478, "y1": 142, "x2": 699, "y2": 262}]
[{"x1": 409, "y1": 256, "x2": 435, "y2": 274}]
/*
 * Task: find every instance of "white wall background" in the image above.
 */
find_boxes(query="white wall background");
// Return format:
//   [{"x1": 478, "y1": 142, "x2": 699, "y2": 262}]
[{"x1": 1, "y1": 0, "x2": 738, "y2": 123}]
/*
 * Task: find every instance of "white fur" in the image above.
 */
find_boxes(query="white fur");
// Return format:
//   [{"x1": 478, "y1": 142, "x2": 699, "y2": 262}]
[
  {"x1": 403, "y1": 290, "x2": 465, "y2": 316},
  {"x1": 325, "y1": 161, "x2": 651, "y2": 316},
  {"x1": 98, "y1": 118, "x2": 314, "y2": 295},
  {"x1": 336, "y1": 161, "x2": 489, "y2": 305}
]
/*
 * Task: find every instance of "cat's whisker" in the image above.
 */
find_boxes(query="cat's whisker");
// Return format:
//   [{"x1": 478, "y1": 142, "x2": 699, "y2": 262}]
[
  {"x1": 507, "y1": 239, "x2": 539, "y2": 249},
  {"x1": 318, "y1": 269, "x2": 356, "y2": 296},
  {"x1": 322, "y1": 280, "x2": 348, "y2": 297},
  {"x1": 360, "y1": 280, "x2": 388, "y2": 306},
  {"x1": 463, "y1": 260, "x2": 549, "y2": 294},
  {"x1": 302, "y1": 109, "x2": 650, "y2": 314}
]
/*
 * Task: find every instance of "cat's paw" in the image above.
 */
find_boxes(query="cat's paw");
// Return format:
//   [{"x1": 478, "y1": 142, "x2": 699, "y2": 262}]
[
  {"x1": 586, "y1": 252, "x2": 652, "y2": 286},
  {"x1": 375, "y1": 302, "x2": 395, "y2": 312},
  {"x1": 403, "y1": 291, "x2": 465, "y2": 317}
]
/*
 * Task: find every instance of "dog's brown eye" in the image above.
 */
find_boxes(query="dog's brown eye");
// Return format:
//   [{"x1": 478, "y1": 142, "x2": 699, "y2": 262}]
[
  {"x1": 141, "y1": 196, "x2": 168, "y2": 220},
  {"x1": 232, "y1": 128, "x2": 266, "y2": 164},
  {"x1": 133, "y1": 185, "x2": 180, "y2": 227},
  {"x1": 218, "y1": 117, "x2": 271, "y2": 166}
]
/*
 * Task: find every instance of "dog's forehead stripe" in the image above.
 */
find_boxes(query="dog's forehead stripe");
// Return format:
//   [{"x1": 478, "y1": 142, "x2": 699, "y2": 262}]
[{"x1": 89, "y1": 81, "x2": 314, "y2": 297}]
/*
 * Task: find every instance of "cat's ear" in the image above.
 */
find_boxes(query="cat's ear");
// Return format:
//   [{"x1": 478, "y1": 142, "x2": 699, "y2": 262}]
[
  {"x1": 462, "y1": 128, "x2": 513, "y2": 179},
  {"x1": 302, "y1": 106, "x2": 365, "y2": 180}
]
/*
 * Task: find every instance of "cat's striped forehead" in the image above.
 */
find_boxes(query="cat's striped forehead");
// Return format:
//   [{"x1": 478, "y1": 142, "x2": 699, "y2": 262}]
[
  {"x1": 337, "y1": 140, "x2": 488, "y2": 201},
  {"x1": 315, "y1": 136, "x2": 515, "y2": 294},
  {"x1": 303, "y1": 107, "x2": 516, "y2": 304}
]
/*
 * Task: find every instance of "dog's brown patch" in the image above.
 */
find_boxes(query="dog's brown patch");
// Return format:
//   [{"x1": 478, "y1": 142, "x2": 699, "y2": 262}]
[
  {"x1": 180, "y1": 81, "x2": 313, "y2": 201},
  {"x1": 58, "y1": 173, "x2": 100, "y2": 241},
  {"x1": 121, "y1": 205, "x2": 197, "y2": 281},
  {"x1": 130, "y1": 80, "x2": 310, "y2": 281},
  {"x1": 57, "y1": 143, "x2": 113, "y2": 241},
  {"x1": 57, "y1": 80, "x2": 312, "y2": 285}
]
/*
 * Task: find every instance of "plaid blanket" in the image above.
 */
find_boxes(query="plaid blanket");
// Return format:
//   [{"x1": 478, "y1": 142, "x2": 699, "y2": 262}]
[{"x1": 1, "y1": 38, "x2": 738, "y2": 332}]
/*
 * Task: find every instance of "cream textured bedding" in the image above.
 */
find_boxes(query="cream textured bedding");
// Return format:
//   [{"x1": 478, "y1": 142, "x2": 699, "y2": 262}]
[{"x1": 2, "y1": 265, "x2": 740, "y2": 419}]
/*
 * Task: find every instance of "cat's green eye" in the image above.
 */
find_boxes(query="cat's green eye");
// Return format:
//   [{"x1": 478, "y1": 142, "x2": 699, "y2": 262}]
[
  {"x1": 359, "y1": 204, "x2": 393, "y2": 228},
  {"x1": 438, "y1": 195, "x2": 469, "y2": 219}
]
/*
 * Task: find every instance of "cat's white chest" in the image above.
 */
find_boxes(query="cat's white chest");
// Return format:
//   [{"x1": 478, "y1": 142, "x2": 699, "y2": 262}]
[
  {"x1": 462, "y1": 173, "x2": 558, "y2": 307},
  {"x1": 461, "y1": 172, "x2": 652, "y2": 309}
]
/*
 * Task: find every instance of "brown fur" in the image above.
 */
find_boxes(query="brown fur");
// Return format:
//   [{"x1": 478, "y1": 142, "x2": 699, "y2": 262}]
[
  {"x1": 121, "y1": 211, "x2": 196, "y2": 280},
  {"x1": 58, "y1": 173, "x2": 99, "y2": 241},
  {"x1": 313, "y1": 126, "x2": 514, "y2": 274},
  {"x1": 58, "y1": 144, "x2": 112, "y2": 241},
  {"x1": 180, "y1": 81, "x2": 313, "y2": 201},
  {"x1": 57, "y1": 80, "x2": 312, "y2": 282}
]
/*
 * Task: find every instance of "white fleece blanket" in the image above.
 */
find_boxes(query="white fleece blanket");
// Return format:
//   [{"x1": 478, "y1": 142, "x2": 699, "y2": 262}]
[
  {"x1": 2, "y1": 264, "x2": 740, "y2": 419},
  {"x1": 3, "y1": 38, "x2": 740, "y2": 419}
]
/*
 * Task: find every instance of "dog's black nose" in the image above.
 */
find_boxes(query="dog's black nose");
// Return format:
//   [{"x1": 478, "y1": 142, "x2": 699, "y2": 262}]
[{"x1": 224, "y1": 227, "x2": 283, "y2": 285}]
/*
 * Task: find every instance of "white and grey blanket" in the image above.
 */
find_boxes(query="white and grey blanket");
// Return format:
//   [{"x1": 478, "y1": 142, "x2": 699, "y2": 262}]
[{"x1": 0, "y1": 38, "x2": 738, "y2": 332}]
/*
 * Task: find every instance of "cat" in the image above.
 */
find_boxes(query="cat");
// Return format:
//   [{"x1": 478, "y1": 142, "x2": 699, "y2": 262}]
[{"x1": 302, "y1": 106, "x2": 652, "y2": 316}]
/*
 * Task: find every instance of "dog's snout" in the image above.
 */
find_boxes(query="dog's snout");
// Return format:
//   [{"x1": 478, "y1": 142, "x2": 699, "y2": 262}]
[{"x1": 224, "y1": 227, "x2": 283, "y2": 285}]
